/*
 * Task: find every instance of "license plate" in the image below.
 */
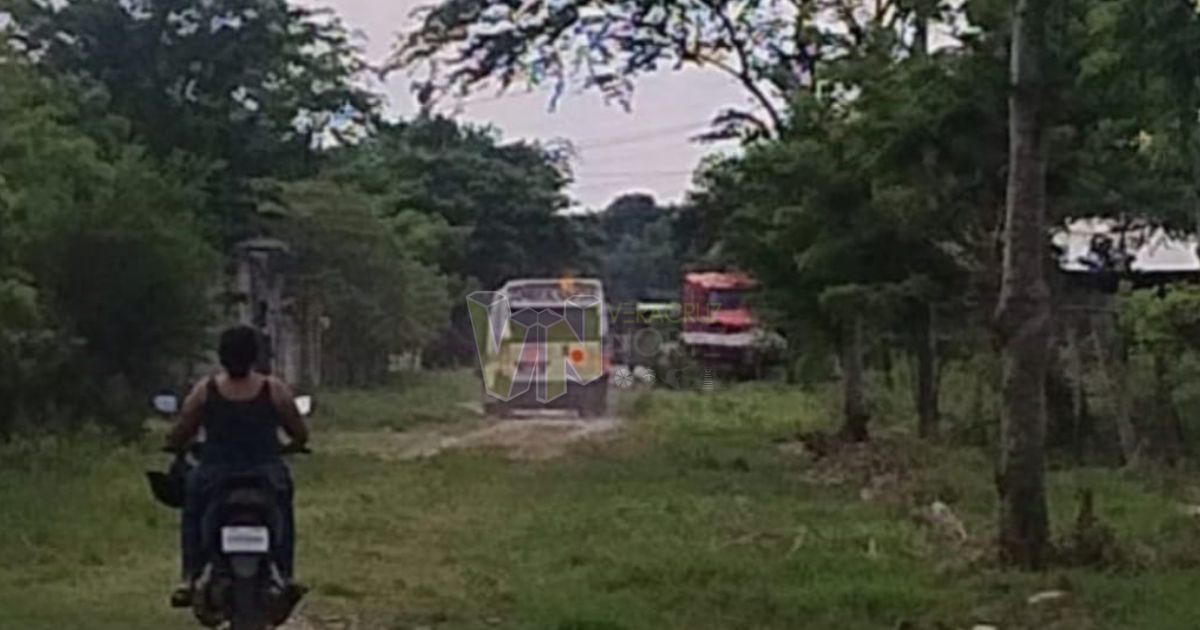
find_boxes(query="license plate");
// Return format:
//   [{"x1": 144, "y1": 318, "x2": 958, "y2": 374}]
[{"x1": 221, "y1": 526, "x2": 270, "y2": 553}]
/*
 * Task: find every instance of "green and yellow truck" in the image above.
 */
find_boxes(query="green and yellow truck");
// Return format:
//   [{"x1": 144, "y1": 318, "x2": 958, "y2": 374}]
[{"x1": 470, "y1": 278, "x2": 610, "y2": 418}]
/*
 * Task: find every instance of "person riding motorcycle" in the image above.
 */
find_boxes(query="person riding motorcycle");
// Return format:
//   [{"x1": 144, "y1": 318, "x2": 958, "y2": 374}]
[{"x1": 166, "y1": 325, "x2": 309, "y2": 606}]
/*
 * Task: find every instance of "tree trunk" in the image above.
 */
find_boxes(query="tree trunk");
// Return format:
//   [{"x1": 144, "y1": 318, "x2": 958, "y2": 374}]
[
  {"x1": 971, "y1": 358, "x2": 989, "y2": 445},
  {"x1": 881, "y1": 345, "x2": 895, "y2": 389},
  {"x1": 914, "y1": 303, "x2": 940, "y2": 439},
  {"x1": 1064, "y1": 322, "x2": 1089, "y2": 463},
  {"x1": 913, "y1": 0, "x2": 930, "y2": 58},
  {"x1": 1189, "y1": 104, "x2": 1200, "y2": 237},
  {"x1": 840, "y1": 315, "x2": 869, "y2": 442},
  {"x1": 785, "y1": 341, "x2": 801, "y2": 385},
  {"x1": 1152, "y1": 349, "x2": 1186, "y2": 464},
  {"x1": 994, "y1": 0, "x2": 1052, "y2": 570},
  {"x1": 1044, "y1": 354, "x2": 1075, "y2": 452},
  {"x1": 1089, "y1": 312, "x2": 1139, "y2": 466}
]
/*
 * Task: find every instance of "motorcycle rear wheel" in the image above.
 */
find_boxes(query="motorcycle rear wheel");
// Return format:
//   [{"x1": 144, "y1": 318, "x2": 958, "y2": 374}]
[{"x1": 229, "y1": 578, "x2": 268, "y2": 630}]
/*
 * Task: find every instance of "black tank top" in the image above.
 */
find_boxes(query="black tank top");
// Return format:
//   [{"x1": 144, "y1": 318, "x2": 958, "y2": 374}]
[{"x1": 201, "y1": 377, "x2": 283, "y2": 467}]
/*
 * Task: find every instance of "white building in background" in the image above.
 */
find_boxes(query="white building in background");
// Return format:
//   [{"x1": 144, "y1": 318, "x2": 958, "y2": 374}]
[{"x1": 1053, "y1": 218, "x2": 1200, "y2": 276}]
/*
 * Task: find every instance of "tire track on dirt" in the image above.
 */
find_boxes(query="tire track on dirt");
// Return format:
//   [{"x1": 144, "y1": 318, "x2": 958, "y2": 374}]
[{"x1": 320, "y1": 412, "x2": 622, "y2": 462}]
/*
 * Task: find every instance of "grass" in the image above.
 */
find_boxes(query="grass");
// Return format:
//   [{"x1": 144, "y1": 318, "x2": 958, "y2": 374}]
[
  {"x1": 3, "y1": 379, "x2": 1200, "y2": 629},
  {"x1": 316, "y1": 369, "x2": 481, "y2": 431}
]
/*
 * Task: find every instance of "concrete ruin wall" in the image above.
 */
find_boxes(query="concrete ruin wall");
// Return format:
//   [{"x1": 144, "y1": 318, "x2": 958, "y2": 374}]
[{"x1": 231, "y1": 238, "x2": 322, "y2": 389}]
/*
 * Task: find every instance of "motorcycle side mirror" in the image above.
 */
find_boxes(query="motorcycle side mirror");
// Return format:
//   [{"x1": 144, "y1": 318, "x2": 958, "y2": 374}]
[
  {"x1": 151, "y1": 394, "x2": 180, "y2": 417},
  {"x1": 295, "y1": 395, "x2": 314, "y2": 418}
]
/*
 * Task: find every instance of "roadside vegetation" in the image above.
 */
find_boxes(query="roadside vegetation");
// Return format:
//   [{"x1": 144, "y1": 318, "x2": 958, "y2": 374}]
[
  {"x1": 4, "y1": 381, "x2": 1200, "y2": 629},
  {"x1": 318, "y1": 370, "x2": 481, "y2": 432},
  {"x1": 5, "y1": 1, "x2": 1200, "y2": 627}
]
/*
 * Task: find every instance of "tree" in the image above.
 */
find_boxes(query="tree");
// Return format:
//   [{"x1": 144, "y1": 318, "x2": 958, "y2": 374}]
[
  {"x1": 24, "y1": 151, "x2": 217, "y2": 397},
  {"x1": 329, "y1": 116, "x2": 579, "y2": 292},
  {"x1": 599, "y1": 193, "x2": 661, "y2": 242},
  {"x1": 846, "y1": 48, "x2": 1005, "y2": 439},
  {"x1": 587, "y1": 193, "x2": 684, "y2": 304},
  {"x1": 819, "y1": 285, "x2": 873, "y2": 441},
  {"x1": 326, "y1": 116, "x2": 580, "y2": 365},
  {"x1": 994, "y1": 0, "x2": 1053, "y2": 570},
  {"x1": 693, "y1": 35, "x2": 990, "y2": 438},
  {"x1": 269, "y1": 179, "x2": 451, "y2": 386},
  {"x1": 395, "y1": 0, "x2": 956, "y2": 138},
  {"x1": 0, "y1": 57, "x2": 217, "y2": 431},
  {"x1": 0, "y1": 120, "x2": 65, "y2": 434},
  {"x1": 6, "y1": 0, "x2": 379, "y2": 240},
  {"x1": 1119, "y1": 285, "x2": 1200, "y2": 463}
]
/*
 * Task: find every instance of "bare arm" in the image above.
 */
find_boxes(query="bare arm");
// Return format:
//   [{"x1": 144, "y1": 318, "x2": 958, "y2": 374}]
[
  {"x1": 166, "y1": 379, "x2": 208, "y2": 451},
  {"x1": 270, "y1": 377, "x2": 309, "y2": 446}
]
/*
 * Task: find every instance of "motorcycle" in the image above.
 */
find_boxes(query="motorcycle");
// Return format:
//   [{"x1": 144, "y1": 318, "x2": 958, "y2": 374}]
[{"x1": 147, "y1": 392, "x2": 315, "y2": 630}]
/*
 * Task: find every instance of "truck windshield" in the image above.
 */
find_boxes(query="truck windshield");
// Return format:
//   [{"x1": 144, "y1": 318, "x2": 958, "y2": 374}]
[
  {"x1": 708, "y1": 290, "x2": 747, "y2": 310},
  {"x1": 508, "y1": 282, "x2": 601, "y2": 303}
]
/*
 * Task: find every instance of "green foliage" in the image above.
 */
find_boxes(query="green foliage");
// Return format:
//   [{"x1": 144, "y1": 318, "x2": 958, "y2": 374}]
[
  {"x1": 330, "y1": 116, "x2": 578, "y2": 291},
  {"x1": 0, "y1": 56, "x2": 216, "y2": 433},
  {"x1": 696, "y1": 65, "x2": 978, "y2": 350},
  {"x1": 582, "y1": 193, "x2": 688, "y2": 304},
  {"x1": 271, "y1": 179, "x2": 450, "y2": 386},
  {"x1": 1, "y1": 3, "x2": 593, "y2": 406},
  {"x1": 681, "y1": 1, "x2": 1200, "y2": 444},
  {"x1": 1118, "y1": 286, "x2": 1200, "y2": 449},
  {"x1": 1040, "y1": 0, "x2": 1200, "y2": 226},
  {"x1": 6, "y1": 0, "x2": 380, "y2": 240},
  {"x1": 23, "y1": 149, "x2": 216, "y2": 392},
  {"x1": 317, "y1": 370, "x2": 480, "y2": 432},
  {"x1": 0, "y1": 274, "x2": 68, "y2": 436},
  {"x1": 1121, "y1": 287, "x2": 1200, "y2": 352}
]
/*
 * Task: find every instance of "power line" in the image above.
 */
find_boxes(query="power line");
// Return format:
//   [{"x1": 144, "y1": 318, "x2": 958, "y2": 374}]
[
  {"x1": 450, "y1": 89, "x2": 545, "y2": 108},
  {"x1": 438, "y1": 93, "x2": 720, "y2": 153},
  {"x1": 574, "y1": 170, "x2": 697, "y2": 181},
  {"x1": 574, "y1": 120, "x2": 713, "y2": 151},
  {"x1": 572, "y1": 175, "x2": 695, "y2": 192},
  {"x1": 575, "y1": 143, "x2": 704, "y2": 162},
  {"x1": 575, "y1": 169, "x2": 695, "y2": 179}
]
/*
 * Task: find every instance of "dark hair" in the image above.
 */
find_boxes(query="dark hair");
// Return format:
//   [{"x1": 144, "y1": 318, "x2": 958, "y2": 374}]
[{"x1": 218, "y1": 325, "x2": 259, "y2": 379}]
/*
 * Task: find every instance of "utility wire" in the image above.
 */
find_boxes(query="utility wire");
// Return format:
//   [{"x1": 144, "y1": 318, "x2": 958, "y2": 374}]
[
  {"x1": 575, "y1": 169, "x2": 696, "y2": 179},
  {"x1": 437, "y1": 88, "x2": 546, "y2": 109},
  {"x1": 572, "y1": 175, "x2": 695, "y2": 192},
  {"x1": 574, "y1": 120, "x2": 713, "y2": 150}
]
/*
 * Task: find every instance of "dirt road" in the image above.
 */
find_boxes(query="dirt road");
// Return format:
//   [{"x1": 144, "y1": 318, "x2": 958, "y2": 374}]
[{"x1": 319, "y1": 407, "x2": 622, "y2": 462}]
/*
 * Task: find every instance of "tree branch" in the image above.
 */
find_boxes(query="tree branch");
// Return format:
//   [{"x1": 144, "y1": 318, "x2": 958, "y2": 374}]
[{"x1": 697, "y1": 0, "x2": 785, "y2": 134}]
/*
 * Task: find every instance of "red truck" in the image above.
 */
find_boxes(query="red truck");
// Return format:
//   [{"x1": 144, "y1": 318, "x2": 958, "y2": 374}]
[{"x1": 680, "y1": 271, "x2": 784, "y2": 376}]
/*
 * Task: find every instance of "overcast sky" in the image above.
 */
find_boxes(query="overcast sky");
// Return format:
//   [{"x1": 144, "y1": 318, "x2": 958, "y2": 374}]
[{"x1": 311, "y1": 0, "x2": 746, "y2": 210}]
